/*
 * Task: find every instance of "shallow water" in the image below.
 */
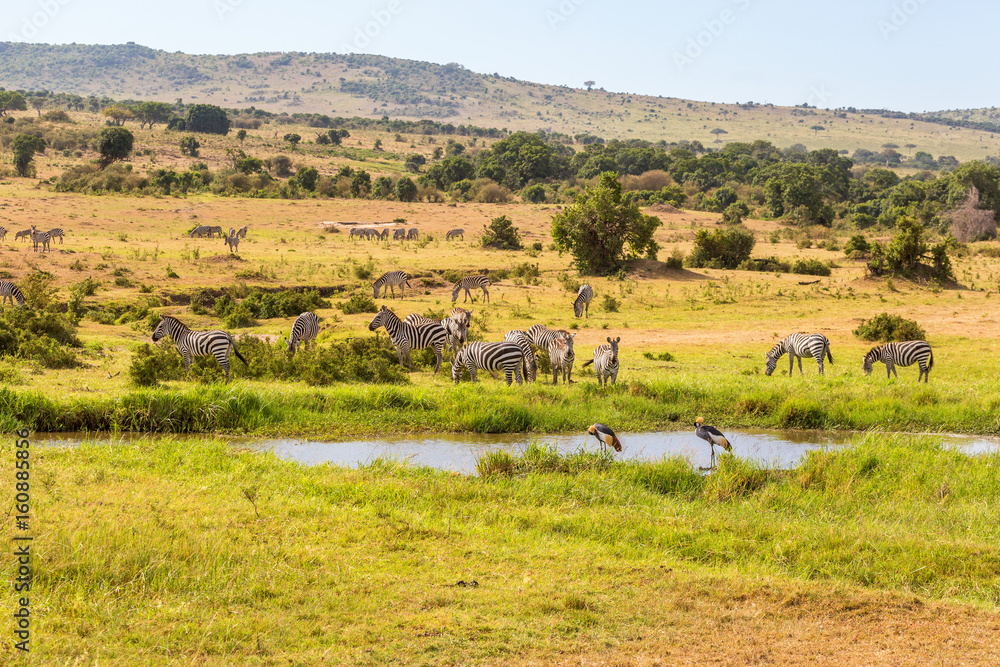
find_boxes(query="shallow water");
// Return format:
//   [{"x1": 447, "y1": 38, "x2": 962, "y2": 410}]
[{"x1": 33, "y1": 429, "x2": 1000, "y2": 475}]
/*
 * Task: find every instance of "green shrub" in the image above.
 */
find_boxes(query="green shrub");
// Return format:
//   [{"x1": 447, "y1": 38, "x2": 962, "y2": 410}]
[
  {"x1": 602, "y1": 294, "x2": 620, "y2": 312},
  {"x1": 0, "y1": 305, "x2": 80, "y2": 368},
  {"x1": 339, "y1": 292, "x2": 378, "y2": 315},
  {"x1": 558, "y1": 273, "x2": 581, "y2": 293},
  {"x1": 480, "y1": 215, "x2": 523, "y2": 250},
  {"x1": 853, "y1": 313, "x2": 926, "y2": 342},
  {"x1": 687, "y1": 225, "x2": 755, "y2": 269},
  {"x1": 790, "y1": 258, "x2": 832, "y2": 276},
  {"x1": 664, "y1": 249, "x2": 684, "y2": 270},
  {"x1": 510, "y1": 262, "x2": 540, "y2": 285},
  {"x1": 128, "y1": 341, "x2": 186, "y2": 387},
  {"x1": 738, "y1": 257, "x2": 790, "y2": 273}
]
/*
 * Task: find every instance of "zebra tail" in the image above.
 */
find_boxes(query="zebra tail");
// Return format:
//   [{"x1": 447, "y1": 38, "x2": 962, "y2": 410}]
[
  {"x1": 827, "y1": 345, "x2": 834, "y2": 364},
  {"x1": 928, "y1": 349, "x2": 934, "y2": 369},
  {"x1": 232, "y1": 340, "x2": 250, "y2": 367},
  {"x1": 582, "y1": 359, "x2": 594, "y2": 367}
]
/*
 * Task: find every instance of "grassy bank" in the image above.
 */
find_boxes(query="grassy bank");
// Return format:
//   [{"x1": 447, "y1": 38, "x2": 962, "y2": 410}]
[
  {"x1": 4, "y1": 433, "x2": 999, "y2": 664},
  {"x1": 3, "y1": 367, "x2": 999, "y2": 436}
]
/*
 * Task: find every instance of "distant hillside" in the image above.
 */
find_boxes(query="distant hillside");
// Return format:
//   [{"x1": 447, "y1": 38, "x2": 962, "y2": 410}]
[{"x1": 3, "y1": 41, "x2": 1000, "y2": 162}]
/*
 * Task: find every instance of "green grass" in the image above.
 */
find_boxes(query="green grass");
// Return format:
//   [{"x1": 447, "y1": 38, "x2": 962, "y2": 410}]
[{"x1": 5, "y1": 432, "x2": 999, "y2": 663}]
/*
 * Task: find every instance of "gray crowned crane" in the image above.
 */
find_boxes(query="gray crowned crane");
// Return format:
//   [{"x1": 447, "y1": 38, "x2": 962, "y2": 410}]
[
  {"x1": 588, "y1": 423, "x2": 622, "y2": 453},
  {"x1": 695, "y1": 416, "x2": 731, "y2": 470}
]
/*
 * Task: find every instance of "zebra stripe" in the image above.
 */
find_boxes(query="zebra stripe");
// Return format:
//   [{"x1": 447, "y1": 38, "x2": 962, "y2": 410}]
[
  {"x1": 189, "y1": 225, "x2": 222, "y2": 238},
  {"x1": 368, "y1": 306, "x2": 446, "y2": 372},
  {"x1": 0, "y1": 226, "x2": 6, "y2": 241},
  {"x1": 583, "y1": 336, "x2": 620, "y2": 387},
  {"x1": 0, "y1": 280, "x2": 25, "y2": 307},
  {"x1": 407, "y1": 228, "x2": 419, "y2": 240},
  {"x1": 373, "y1": 271, "x2": 411, "y2": 299},
  {"x1": 47, "y1": 228, "x2": 64, "y2": 244},
  {"x1": 765, "y1": 333, "x2": 833, "y2": 376},
  {"x1": 452, "y1": 275, "x2": 491, "y2": 304},
  {"x1": 451, "y1": 342, "x2": 525, "y2": 385},
  {"x1": 237, "y1": 225, "x2": 248, "y2": 239},
  {"x1": 525, "y1": 324, "x2": 572, "y2": 353},
  {"x1": 863, "y1": 340, "x2": 933, "y2": 382},
  {"x1": 229, "y1": 227, "x2": 236, "y2": 238},
  {"x1": 151, "y1": 315, "x2": 248, "y2": 383},
  {"x1": 30, "y1": 226, "x2": 50, "y2": 253},
  {"x1": 573, "y1": 284, "x2": 594, "y2": 318},
  {"x1": 15, "y1": 229, "x2": 31, "y2": 242},
  {"x1": 286, "y1": 312, "x2": 320, "y2": 354},
  {"x1": 224, "y1": 234, "x2": 240, "y2": 253},
  {"x1": 393, "y1": 229, "x2": 406, "y2": 240},
  {"x1": 548, "y1": 333, "x2": 577, "y2": 384},
  {"x1": 379, "y1": 229, "x2": 390, "y2": 241},
  {"x1": 403, "y1": 312, "x2": 468, "y2": 355},
  {"x1": 446, "y1": 228, "x2": 465, "y2": 241},
  {"x1": 504, "y1": 330, "x2": 537, "y2": 382}
]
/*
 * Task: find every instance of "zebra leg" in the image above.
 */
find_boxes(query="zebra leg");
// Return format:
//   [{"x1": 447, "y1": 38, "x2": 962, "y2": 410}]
[
  {"x1": 432, "y1": 344, "x2": 442, "y2": 374},
  {"x1": 469, "y1": 364, "x2": 478, "y2": 383},
  {"x1": 797, "y1": 356, "x2": 804, "y2": 375},
  {"x1": 484, "y1": 287, "x2": 489, "y2": 304},
  {"x1": 404, "y1": 348, "x2": 413, "y2": 372},
  {"x1": 817, "y1": 356, "x2": 824, "y2": 375},
  {"x1": 611, "y1": 369, "x2": 618, "y2": 385}
]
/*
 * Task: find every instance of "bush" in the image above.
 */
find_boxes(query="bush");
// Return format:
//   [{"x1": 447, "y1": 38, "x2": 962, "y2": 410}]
[
  {"x1": 738, "y1": 257, "x2": 790, "y2": 273},
  {"x1": 0, "y1": 305, "x2": 80, "y2": 368},
  {"x1": 339, "y1": 292, "x2": 378, "y2": 315},
  {"x1": 790, "y1": 258, "x2": 832, "y2": 276},
  {"x1": 687, "y1": 225, "x2": 755, "y2": 269},
  {"x1": 664, "y1": 248, "x2": 685, "y2": 270},
  {"x1": 722, "y1": 201, "x2": 749, "y2": 225},
  {"x1": 510, "y1": 262, "x2": 541, "y2": 286},
  {"x1": 843, "y1": 235, "x2": 871, "y2": 256},
  {"x1": 128, "y1": 341, "x2": 186, "y2": 387},
  {"x1": 481, "y1": 215, "x2": 523, "y2": 250},
  {"x1": 853, "y1": 313, "x2": 926, "y2": 342},
  {"x1": 521, "y1": 183, "x2": 546, "y2": 203},
  {"x1": 602, "y1": 294, "x2": 620, "y2": 312}
]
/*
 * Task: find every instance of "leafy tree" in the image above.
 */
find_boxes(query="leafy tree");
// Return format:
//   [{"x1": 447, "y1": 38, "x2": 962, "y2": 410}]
[
  {"x1": 283, "y1": 133, "x2": 301, "y2": 146},
  {"x1": 102, "y1": 104, "x2": 134, "y2": 126},
  {"x1": 350, "y1": 170, "x2": 371, "y2": 197},
  {"x1": 184, "y1": 104, "x2": 230, "y2": 135},
  {"x1": 179, "y1": 136, "x2": 200, "y2": 157},
  {"x1": 134, "y1": 101, "x2": 173, "y2": 129},
  {"x1": 394, "y1": 176, "x2": 418, "y2": 202},
  {"x1": 687, "y1": 225, "x2": 755, "y2": 269},
  {"x1": 551, "y1": 172, "x2": 662, "y2": 274},
  {"x1": 11, "y1": 134, "x2": 46, "y2": 177},
  {"x1": 236, "y1": 129, "x2": 247, "y2": 143},
  {"x1": 291, "y1": 166, "x2": 319, "y2": 192},
  {"x1": 226, "y1": 148, "x2": 264, "y2": 174},
  {"x1": 810, "y1": 125, "x2": 825, "y2": 135},
  {"x1": 268, "y1": 154, "x2": 293, "y2": 177},
  {"x1": 425, "y1": 156, "x2": 474, "y2": 189},
  {"x1": 97, "y1": 127, "x2": 134, "y2": 169},
  {"x1": 722, "y1": 201, "x2": 749, "y2": 225},
  {"x1": 30, "y1": 97, "x2": 45, "y2": 117},
  {"x1": 404, "y1": 154, "x2": 426, "y2": 173},
  {"x1": 521, "y1": 183, "x2": 546, "y2": 204},
  {"x1": 445, "y1": 141, "x2": 465, "y2": 157},
  {"x1": 373, "y1": 138, "x2": 383, "y2": 151},
  {"x1": 481, "y1": 215, "x2": 523, "y2": 250},
  {"x1": 323, "y1": 129, "x2": 349, "y2": 145},
  {"x1": 477, "y1": 131, "x2": 556, "y2": 189},
  {"x1": 0, "y1": 91, "x2": 27, "y2": 116},
  {"x1": 372, "y1": 176, "x2": 393, "y2": 199}
]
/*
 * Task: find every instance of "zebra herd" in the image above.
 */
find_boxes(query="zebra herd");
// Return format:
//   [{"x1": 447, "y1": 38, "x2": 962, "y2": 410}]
[
  {"x1": 0, "y1": 226, "x2": 64, "y2": 252},
  {"x1": 346, "y1": 227, "x2": 467, "y2": 242},
  {"x1": 766, "y1": 332, "x2": 934, "y2": 382}
]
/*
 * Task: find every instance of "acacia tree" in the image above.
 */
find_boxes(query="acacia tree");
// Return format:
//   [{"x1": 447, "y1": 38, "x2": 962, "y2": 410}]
[
  {"x1": 134, "y1": 101, "x2": 173, "y2": 129},
  {"x1": 97, "y1": 127, "x2": 134, "y2": 168},
  {"x1": 102, "y1": 105, "x2": 134, "y2": 126},
  {"x1": 11, "y1": 134, "x2": 46, "y2": 176},
  {"x1": 551, "y1": 171, "x2": 662, "y2": 275},
  {"x1": 184, "y1": 104, "x2": 230, "y2": 135},
  {"x1": 0, "y1": 91, "x2": 27, "y2": 116}
]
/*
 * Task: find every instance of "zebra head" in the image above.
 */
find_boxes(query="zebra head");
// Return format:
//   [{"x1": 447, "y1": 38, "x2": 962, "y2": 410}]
[
  {"x1": 764, "y1": 341, "x2": 784, "y2": 376},
  {"x1": 607, "y1": 336, "x2": 620, "y2": 364},
  {"x1": 862, "y1": 349, "x2": 877, "y2": 375},
  {"x1": 368, "y1": 306, "x2": 388, "y2": 332},
  {"x1": 573, "y1": 299, "x2": 583, "y2": 318},
  {"x1": 151, "y1": 316, "x2": 168, "y2": 342},
  {"x1": 451, "y1": 282, "x2": 461, "y2": 302},
  {"x1": 284, "y1": 336, "x2": 297, "y2": 354},
  {"x1": 451, "y1": 348, "x2": 467, "y2": 384}
]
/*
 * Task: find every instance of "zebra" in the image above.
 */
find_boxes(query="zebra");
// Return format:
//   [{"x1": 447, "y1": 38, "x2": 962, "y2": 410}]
[
  {"x1": 236, "y1": 225, "x2": 248, "y2": 239},
  {"x1": 451, "y1": 342, "x2": 525, "y2": 386},
  {"x1": 189, "y1": 225, "x2": 216, "y2": 238},
  {"x1": 208, "y1": 225, "x2": 225, "y2": 238},
  {"x1": 765, "y1": 333, "x2": 833, "y2": 376},
  {"x1": 446, "y1": 228, "x2": 465, "y2": 241},
  {"x1": 228, "y1": 227, "x2": 236, "y2": 239},
  {"x1": 504, "y1": 329, "x2": 537, "y2": 382},
  {"x1": 47, "y1": 228, "x2": 64, "y2": 244},
  {"x1": 349, "y1": 228, "x2": 362, "y2": 240},
  {"x1": 406, "y1": 228, "x2": 419, "y2": 240},
  {"x1": 15, "y1": 229, "x2": 31, "y2": 242},
  {"x1": 452, "y1": 275, "x2": 491, "y2": 304},
  {"x1": 583, "y1": 337, "x2": 620, "y2": 387},
  {"x1": 151, "y1": 315, "x2": 248, "y2": 383},
  {"x1": 863, "y1": 340, "x2": 934, "y2": 382},
  {"x1": 379, "y1": 229, "x2": 390, "y2": 241},
  {"x1": 368, "y1": 306, "x2": 446, "y2": 373},
  {"x1": 224, "y1": 233, "x2": 240, "y2": 253},
  {"x1": 573, "y1": 284, "x2": 594, "y2": 318},
  {"x1": 372, "y1": 271, "x2": 412, "y2": 299},
  {"x1": 393, "y1": 229, "x2": 406, "y2": 241},
  {"x1": 30, "y1": 226, "x2": 50, "y2": 253},
  {"x1": 404, "y1": 312, "x2": 467, "y2": 356},
  {"x1": 0, "y1": 226, "x2": 7, "y2": 241},
  {"x1": 548, "y1": 333, "x2": 576, "y2": 384},
  {"x1": 0, "y1": 280, "x2": 25, "y2": 307},
  {"x1": 526, "y1": 324, "x2": 572, "y2": 354},
  {"x1": 285, "y1": 312, "x2": 320, "y2": 354}
]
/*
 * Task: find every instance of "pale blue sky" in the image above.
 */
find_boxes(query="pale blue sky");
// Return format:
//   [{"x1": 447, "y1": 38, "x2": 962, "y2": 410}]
[{"x1": 3, "y1": 0, "x2": 993, "y2": 112}]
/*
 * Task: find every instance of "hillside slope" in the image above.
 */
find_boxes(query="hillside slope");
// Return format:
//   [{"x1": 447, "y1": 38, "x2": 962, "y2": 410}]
[{"x1": 2, "y1": 42, "x2": 1000, "y2": 162}]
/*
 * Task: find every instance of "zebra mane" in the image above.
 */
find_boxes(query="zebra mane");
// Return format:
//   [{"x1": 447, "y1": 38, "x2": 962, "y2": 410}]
[
  {"x1": 767, "y1": 340, "x2": 786, "y2": 357},
  {"x1": 160, "y1": 315, "x2": 189, "y2": 330}
]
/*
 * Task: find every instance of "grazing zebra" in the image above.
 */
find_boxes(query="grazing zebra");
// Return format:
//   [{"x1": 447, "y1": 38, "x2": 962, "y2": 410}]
[
  {"x1": 349, "y1": 228, "x2": 362, "y2": 240},
  {"x1": 0, "y1": 280, "x2": 25, "y2": 307},
  {"x1": 236, "y1": 225, "x2": 248, "y2": 239},
  {"x1": 583, "y1": 336, "x2": 620, "y2": 387},
  {"x1": 573, "y1": 284, "x2": 594, "y2": 318},
  {"x1": 15, "y1": 229, "x2": 31, "y2": 242},
  {"x1": 47, "y1": 228, "x2": 64, "y2": 244},
  {"x1": 208, "y1": 225, "x2": 225, "y2": 238},
  {"x1": 526, "y1": 324, "x2": 572, "y2": 354},
  {"x1": 0, "y1": 226, "x2": 7, "y2": 241},
  {"x1": 189, "y1": 225, "x2": 216, "y2": 238},
  {"x1": 452, "y1": 275, "x2": 491, "y2": 304},
  {"x1": 504, "y1": 329, "x2": 537, "y2": 382},
  {"x1": 368, "y1": 306, "x2": 446, "y2": 372},
  {"x1": 403, "y1": 312, "x2": 467, "y2": 355},
  {"x1": 372, "y1": 270, "x2": 412, "y2": 299},
  {"x1": 224, "y1": 234, "x2": 240, "y2": 253},
  {"x1": 446, "y1": 228, "x2": 465, "y2": 241},
  {"x1": 393, "y1": 229, "x2": 406, "y2": 241},
  {"x1": 151, "y1": 315, "x2": 248, "y2": 383},
  {"x1": 451, "y1": 342, "x2": 525, "y2": 386},
  {"x1": 406, "y1": 228, "x2": 418, "y2": 240},
  {"x1": 285, "y1": 312, "x2": 320, "y2": 354},
  {"x1": 765, "y1": 333, "x2": 834, "y2": 376},
  {"x1": 548, "y1": 333, "x2": 576, "y2": 385},
  {"x1": 228, "y1": 227, "x2": 236, "y2": 238},
  {"x1": 863, "y1": 340, "x2": 934, "y2": 382},
  {"x1": 30, "y1": 226, "x2": 50, "y2": 253},
  {"x1": 379, "y1": 229, "x2": 390, "y2": 241}
]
